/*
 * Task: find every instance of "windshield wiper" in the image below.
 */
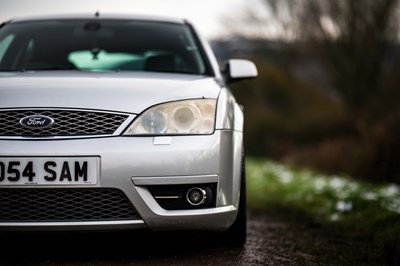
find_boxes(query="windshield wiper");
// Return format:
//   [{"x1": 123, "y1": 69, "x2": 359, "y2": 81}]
[
  {"x1": 147, "y1": 69, "x2": 200, "y2": 75},
  {"x1": 0, "y1": 69, "x2": 26, "y2": 72},
  {"x1": 1, "y1": 67, "x2": 78, "y2": 72},
  {"x1": 29, "y1": 65, "x2": 79, "y2": 71}
]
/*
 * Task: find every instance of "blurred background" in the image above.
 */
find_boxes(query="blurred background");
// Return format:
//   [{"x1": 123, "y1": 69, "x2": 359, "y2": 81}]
[
  {"x1": 1, "y1": 0, "x2": 400, "y2": 262},
  {"x1": 218, "y1": 0, "x2": 400, "y2": 184},
  {"x1": 2, "y1": 0, "x2": 399, "y2": 183}
]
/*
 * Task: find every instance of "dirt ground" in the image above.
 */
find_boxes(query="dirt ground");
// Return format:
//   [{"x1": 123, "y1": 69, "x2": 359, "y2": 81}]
[{"x1": 0, "y1": 211, "x2": 387, "y2": 266}]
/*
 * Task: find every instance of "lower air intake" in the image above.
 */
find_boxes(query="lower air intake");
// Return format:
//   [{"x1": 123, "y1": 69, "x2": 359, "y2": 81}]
[{"x1": 0, "y1": 188, "x2": 140, "y2": 222}]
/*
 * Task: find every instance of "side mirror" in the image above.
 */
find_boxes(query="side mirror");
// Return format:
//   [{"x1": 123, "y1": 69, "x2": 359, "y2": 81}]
[{"x1": 224, "y1": 59, "x2": 258, "y2": 83}]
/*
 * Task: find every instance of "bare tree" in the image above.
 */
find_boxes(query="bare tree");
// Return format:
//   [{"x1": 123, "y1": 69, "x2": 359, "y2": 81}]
[
  {"x1": 227, "y1": 0, "x2": 400, "y2": 181},
  {"x1": 279, "y1": 0, "x2": 400, "y2": 181}
]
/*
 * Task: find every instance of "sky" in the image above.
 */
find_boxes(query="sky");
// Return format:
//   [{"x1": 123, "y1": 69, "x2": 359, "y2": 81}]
[{"x1": 0, "y1": 0, "x2": 268, "y2": 39}]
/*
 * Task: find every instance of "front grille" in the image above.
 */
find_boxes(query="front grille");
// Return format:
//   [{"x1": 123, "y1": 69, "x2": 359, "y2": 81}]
[
  {"x1": 0, "y1": 109, "x2": 129, "y2": 137},
  {"x1": 0, "y1": 188, "x2": 140, "y2": 222}
]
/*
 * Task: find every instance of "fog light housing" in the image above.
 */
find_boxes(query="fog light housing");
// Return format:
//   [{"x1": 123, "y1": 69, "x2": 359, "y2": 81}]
[
  {"x1": 186, "y1": 187, "x2": 207, "y2": 206},
  {"x1": 147, "y1": 183, "x2": 216, "y2": 210}
]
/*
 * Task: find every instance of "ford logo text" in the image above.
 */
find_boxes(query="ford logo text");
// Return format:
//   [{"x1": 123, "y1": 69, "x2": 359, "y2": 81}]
[{"x1": 19, "y1": 115, "x2": 55, "y2": 129}]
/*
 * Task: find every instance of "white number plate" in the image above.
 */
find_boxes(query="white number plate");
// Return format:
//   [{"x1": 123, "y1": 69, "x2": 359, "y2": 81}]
[{"x1": 0, "y1": 157, "x2": 99, "y2": 186}]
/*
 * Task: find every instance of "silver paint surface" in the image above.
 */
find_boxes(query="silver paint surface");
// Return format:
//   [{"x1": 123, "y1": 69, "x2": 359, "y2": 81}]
[{"x1": 0, "y1": 15, "x2": 254, "y2": 232}]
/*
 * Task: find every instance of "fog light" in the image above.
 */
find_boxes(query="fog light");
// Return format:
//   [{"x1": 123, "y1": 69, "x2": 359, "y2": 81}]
[{"x1": 186, "y1": 187, "x2": 207, "y2": 206}]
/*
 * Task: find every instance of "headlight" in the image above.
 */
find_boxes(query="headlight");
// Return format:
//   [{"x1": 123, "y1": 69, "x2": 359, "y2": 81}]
[{"x1": 124, "y1": 99, "x2": 216, "y2": 135}]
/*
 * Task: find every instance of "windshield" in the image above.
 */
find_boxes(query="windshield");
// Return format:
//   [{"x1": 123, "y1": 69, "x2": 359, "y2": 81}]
[{"x1": 0, "y1": 19, "x2": 211, "y2": 75}]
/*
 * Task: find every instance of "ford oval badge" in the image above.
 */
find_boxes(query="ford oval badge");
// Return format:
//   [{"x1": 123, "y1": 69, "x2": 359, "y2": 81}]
[{"x1": 19, "y1": 115, "x2": 54, "y2": 129}]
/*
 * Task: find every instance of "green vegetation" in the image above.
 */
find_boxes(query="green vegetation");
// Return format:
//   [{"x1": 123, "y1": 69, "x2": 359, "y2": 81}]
[{"x1": 246, "y1": 157, "x2": 400, "y2": 259}]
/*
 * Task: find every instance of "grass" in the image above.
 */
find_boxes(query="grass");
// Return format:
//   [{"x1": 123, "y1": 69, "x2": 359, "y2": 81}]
[{"x1": 246, "y1": 157, "x2": 400, "y2": 261}]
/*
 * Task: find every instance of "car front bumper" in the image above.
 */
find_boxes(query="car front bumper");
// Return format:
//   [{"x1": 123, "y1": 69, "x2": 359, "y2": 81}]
[{"x1": 0, "y1": 129, "x2": 243, "y2": 232}]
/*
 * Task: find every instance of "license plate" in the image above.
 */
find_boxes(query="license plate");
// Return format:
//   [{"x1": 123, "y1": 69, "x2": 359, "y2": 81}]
[{"x1": 0, "y1": 157, "x2": 99, "y2": 186}]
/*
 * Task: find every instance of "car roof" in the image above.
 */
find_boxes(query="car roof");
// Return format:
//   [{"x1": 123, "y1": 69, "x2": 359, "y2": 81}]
[{"x1": 7, "y1": 13, "x2": 186, "y2": 25}]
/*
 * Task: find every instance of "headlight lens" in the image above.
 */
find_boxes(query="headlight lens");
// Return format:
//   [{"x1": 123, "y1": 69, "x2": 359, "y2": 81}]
[{"x1": 124, "y1": 99, "x2": 216, "y2": 135}]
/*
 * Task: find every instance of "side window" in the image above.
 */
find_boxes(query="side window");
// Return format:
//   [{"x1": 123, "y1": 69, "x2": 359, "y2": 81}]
[{"x1": 0, "y1": 34, "x2": 15, "y2": 64}]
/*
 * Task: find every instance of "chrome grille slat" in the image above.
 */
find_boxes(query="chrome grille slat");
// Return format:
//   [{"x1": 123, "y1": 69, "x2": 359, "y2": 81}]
[
  {"x1": 0, "y1": 110, "x2": 128, "y2": 136},
  {"x1": 0, "y1": 188, "x2": 140, "y2": 222}
]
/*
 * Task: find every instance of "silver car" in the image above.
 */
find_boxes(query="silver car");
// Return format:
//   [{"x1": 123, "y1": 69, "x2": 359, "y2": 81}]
[{"x1": 0, "y1": 14, "x2": 257, "y2": 245}]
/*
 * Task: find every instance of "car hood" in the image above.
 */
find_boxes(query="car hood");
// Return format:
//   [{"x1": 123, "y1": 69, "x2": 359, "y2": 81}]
[{"x1": 0, "y1": 71, "x2": 221, "y2": 114}]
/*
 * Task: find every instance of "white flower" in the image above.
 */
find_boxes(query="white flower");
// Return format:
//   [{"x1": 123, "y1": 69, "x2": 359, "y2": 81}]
[
  {"x1": 335, "y1": 201, "x2": 353, "y2": 212},
  {"x1": 362, "y1": 192, "x2": 378, "y2": 201}
]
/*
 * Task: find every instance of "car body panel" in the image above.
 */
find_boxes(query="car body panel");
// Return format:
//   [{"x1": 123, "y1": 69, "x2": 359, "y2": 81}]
[
  {"x1": 0, "y1": 72, "x2": 221, "y2": 114},
  {"x1": 9, "y1": 14, "x2": 186, "y2": 25},
  {"x1": 0, "y1": 15, "x2": 249, "y2": 232},
  {"x1": 0, "y1": 130, "x2": 241, "y2": 231}
]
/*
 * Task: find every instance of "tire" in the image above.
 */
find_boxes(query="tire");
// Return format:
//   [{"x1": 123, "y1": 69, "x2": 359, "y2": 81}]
[{"x1": 223, "y1": 153, "x2": 247, "y2": 246}]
